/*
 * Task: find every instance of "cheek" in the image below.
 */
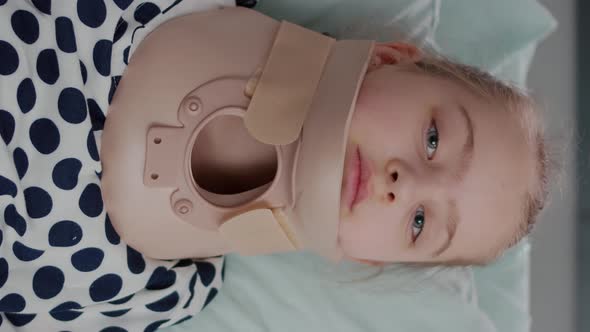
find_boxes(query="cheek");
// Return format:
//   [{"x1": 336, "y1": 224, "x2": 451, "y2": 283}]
[
  {"x1": 351, "y1": 94, "x2": 420, "y2": 143},
  {"x1": 348, "y1": 110, "x2": 415, "y2": 168},
  {"x1": 338, "y1": 205, "x2": 406, "y2": 261},
  {"x1": 349, "y1": 106, "x2": 394, "y2": 151}
]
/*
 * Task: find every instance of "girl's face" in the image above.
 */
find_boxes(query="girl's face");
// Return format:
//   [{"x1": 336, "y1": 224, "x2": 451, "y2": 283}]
[{"x1": 338, "y1": 63, "x2": 536, "y2": 264}]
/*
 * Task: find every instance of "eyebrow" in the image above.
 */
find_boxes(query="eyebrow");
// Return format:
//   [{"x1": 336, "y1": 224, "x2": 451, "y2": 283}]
[
  {"x1": 453, "y1": 105, "x2": 475, "y2": 182},
  {"x1": 432, "y1": 105, "x2": 474, "y2": 257}
]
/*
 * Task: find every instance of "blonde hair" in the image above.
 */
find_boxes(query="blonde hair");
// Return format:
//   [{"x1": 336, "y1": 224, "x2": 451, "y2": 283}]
[{"x1": 401, "y1": 51, "x2": 553, "y2": 265}]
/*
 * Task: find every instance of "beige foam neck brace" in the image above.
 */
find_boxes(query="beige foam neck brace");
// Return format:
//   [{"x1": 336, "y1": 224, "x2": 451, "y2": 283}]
[{"x1": 100, "y1": 7, "x2": 374, "y2": 261}]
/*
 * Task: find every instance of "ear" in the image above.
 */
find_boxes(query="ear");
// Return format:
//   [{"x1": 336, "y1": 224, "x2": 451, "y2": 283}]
[{"x1": 368, "y1": 42, "x2": 422, "y2": 72}]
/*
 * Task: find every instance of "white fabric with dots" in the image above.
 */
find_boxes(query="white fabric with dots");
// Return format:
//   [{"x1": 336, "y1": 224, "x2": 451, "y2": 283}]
[{"x1": 0, "y1": 0, "x2": 232, "y2": 330}]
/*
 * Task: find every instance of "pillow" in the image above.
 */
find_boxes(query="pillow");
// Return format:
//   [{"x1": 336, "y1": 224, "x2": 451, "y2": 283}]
[
  {"x1": 474, "y1": 240, "x2": 533, "y2": 332},
  {"x1": 254, "y1": 0, "x2": 439, "y2": 45},
  {"x1": 434, "y1": 0, "x2": 557, "y2": 80}
]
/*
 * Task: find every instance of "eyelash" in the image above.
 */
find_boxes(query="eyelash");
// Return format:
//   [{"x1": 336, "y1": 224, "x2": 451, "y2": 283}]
[
  {"x1": 411, "y1": 206, "x2": 426, "y2": 242},
  {"x1": 410, "y1": 119, "x2": 439, "y2": 243},
  {"x1": 425, "y1": 119, "x2": 439, "y2": 160}
]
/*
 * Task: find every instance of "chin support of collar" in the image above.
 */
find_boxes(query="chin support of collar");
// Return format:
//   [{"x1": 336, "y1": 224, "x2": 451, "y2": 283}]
[{"x1": 217, "y1": 21, "x2": 373, "y2": 261}]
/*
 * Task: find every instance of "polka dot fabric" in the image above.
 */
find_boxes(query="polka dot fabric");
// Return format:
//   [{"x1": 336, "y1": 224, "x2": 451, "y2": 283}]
[{"x1": 0, "y1": 0, "x2": 233, "y2": 330}]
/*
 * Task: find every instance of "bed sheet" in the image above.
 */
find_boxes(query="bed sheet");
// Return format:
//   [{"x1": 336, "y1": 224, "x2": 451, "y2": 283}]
[{"x1": 164, "y1": 1, "x2": 557, "y2": 331}]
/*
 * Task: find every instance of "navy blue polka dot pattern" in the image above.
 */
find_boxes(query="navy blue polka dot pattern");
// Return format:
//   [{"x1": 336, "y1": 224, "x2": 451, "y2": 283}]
[
  {"x1": 145, "y1": 291, "x2": 179, "y2": 312},
  {"x1": 93, "y1": 39, "x2": 112, "y2": 76},
  {"x1": 195, "y1": 261, "x2": 216, "y2": 287},
  {"x1": 145, "y1": 267, "x2": 176, "y2": 290},
  {"x1": 108, "y1": 75, "x2": 121, "y2": 103},
  {"x1": 13, "y1": 147, "x2": 29, "y2": 179},
  {"x1": 48, "y1": 220, "x2": 83, "y2": 247},
  {"x1": 11, "y1": 10, "x2": 40, "y2": 44},
  {"x1": 203, "y1": 287, "x2": 218, "y2": 308},
  {"x1": 71, "y1": 247, "x2": 104, "y2": 272},
  {"x1": 0, "y1": 175, "x2": 17, "y2": 197},
  {"x1": 0, "y1": 109, "x2": 15, "y2": 145},
  {"x1": 55, "y1": 16, "x2": 77, "y2": 53},
  {"x1": 87, "y1": 129, "x2": 99, "y2": 161},
  {"x1": 109, "y1": 294, "x2": 133, "y2": 305},
  {"x1": 50, "y1": 301, "x2": 83, "y2": 321},
  {"x1": 172, "y1": 259, "x2": 193, "y2": 268},
  {"x1": 5, "y1": 204, "x2": 27, "y2": 236},
  {"x1": 30, "y1": 118, "x2": 60, "y2": 154},
  {"x1": 58, "y1": 87, "x2": 87, "y2": 124},
  {"x1": 100, "y1": 327, "x2": 127, "y2": 332},
  {"x1": 77, "y1": 0, "x2": 106, "y2": 28},
  {"x1": 79, "y1": 183, "x2": 103, "y2": 217},
  {"x1": 33, "y1": 265, "x2": 65, "y2": 299},
  {"x1": 127, "y1": 245, "x2": 146, "y2": 274},
  {"x1": 123, "y1": 46, "x2": 130, "y2": 65},
  {"x1": 101, "y1": 309, "x2": 131, "y2": 317},
  {"x1": 0, "y1": 294, "x2": 26, "y2": 312},
  {"x1": 79, "y1": 60, "x2": 87, "y2": 84},
  {"x1": 237, "y1": 0, "x2": 258, "y2": 8},
  {"x1": 0, "y1": 40, "x2": 18, "y2": 75},
  {"x1": 0, "y1": 2, "x2": 226, "y2": 329},
  {"x1": 113, "y1": 0, "x2": 133, "y2": 10},
  {"x1": 134, "y1": 2, "x2": 161, "y2": 25},
  {"x1": 144, "y1": 319, "x2": 169, "y2": 332},
  {"x1": 182, "y1": 271, "x2": 197, "y2": 309},
  {"x1": 52, "y1": 158, "x2": 82, "y2": 190},
  {"x1": 0, "y1": 258, "x2": 8, "y2": 288},
  {"x1": 17, "y1": 78, "x2": 36, "y2": 113},
  {"x1": 87, "y1": 98, "x2": 105, "y2": 131},
  {"x1": 4, "y1": 313, "x2": 36, "y2": 327},
  {"x1": 89, "y1": 274, "x2": 122, "y2": 302},
  {"x1": 36, "y1": 49, "x2": 59, "y2": 84},
  {"x1": 23, "y1": 186, "x2": 52, "y2": 218},
  {"x1": 104, "y1": 214, "x2": 120, "y2": 245},
  {"x1": 113, "y1": 18, "x2": 128, "y2": 43},
  {"x1": 32, "y1": 0, "x2": 52, "y2": 15}
]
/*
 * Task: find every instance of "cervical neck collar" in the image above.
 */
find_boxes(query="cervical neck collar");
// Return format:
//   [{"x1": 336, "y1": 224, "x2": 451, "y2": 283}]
[{"x1": 100, "y1": 7, "x2": 374, "y2": 262}]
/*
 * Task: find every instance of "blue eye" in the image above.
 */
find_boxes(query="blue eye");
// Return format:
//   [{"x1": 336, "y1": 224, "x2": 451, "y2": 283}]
[
  {"x1": 426, "y1": 120, "x2": 439, "y2": 159},
  {"x1": 412, "y1": 206, "x2": 426, "y2": 241}
]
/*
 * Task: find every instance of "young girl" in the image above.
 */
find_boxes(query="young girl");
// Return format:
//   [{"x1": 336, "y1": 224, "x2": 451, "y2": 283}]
[
  {"x1": 338, "y1": 42, "x2": 549, "y2": 267},
  {"x1": 0, "y1": 0, "x2": 549, "y2": 330}
]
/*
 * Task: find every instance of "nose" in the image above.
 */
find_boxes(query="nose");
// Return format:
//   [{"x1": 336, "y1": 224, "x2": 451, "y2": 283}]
[{"x1": 384, "y1": 159, "x2": 414, "y2": 203}]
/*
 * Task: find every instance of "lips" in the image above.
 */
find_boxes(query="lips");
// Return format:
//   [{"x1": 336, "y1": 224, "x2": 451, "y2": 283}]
[{"x1": 346, "y1": 146, "x2": 371, "y2": 211}]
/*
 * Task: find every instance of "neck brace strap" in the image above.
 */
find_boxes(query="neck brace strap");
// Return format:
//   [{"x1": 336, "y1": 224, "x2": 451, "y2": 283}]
[{"x1": 218, "y1": 21, "x2": 374, "y2": 261}]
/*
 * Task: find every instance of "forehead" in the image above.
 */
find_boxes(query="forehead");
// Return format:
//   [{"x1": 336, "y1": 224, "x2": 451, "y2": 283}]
[{"x1": 440, "y1": 85, "x2": 536, "y2": 262}]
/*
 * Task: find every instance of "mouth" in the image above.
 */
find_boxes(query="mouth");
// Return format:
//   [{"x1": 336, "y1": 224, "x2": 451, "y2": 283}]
[{"x1": 346, "y1": 146, "x2": 371, "y2": 211}]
